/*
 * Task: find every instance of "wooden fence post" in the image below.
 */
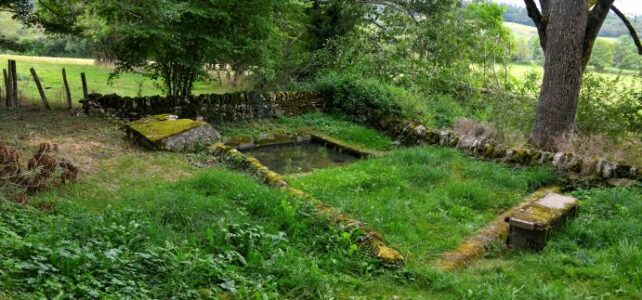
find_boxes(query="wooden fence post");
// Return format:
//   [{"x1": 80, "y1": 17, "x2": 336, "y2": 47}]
[
  {"x1": 30, "y1": 68, "x2": 51, "y2": 111},
  {"x1": 4, "y1": 67, "x2": 13, "y2": 108},
  {"x1": 2, "y1": 68, "x2": 9, "y2": 108},
  {"x1": 62, "y1": 68, "x2": 72, "y2": 110},
  {"x1": 81, "y1": 72, "x2": 88, "y2": 101},
  {"x1": 9, "y1": 60, "x2": 18, "y2": 107}
]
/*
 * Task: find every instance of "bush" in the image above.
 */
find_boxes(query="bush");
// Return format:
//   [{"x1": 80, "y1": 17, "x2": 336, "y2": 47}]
[
  {"x1": 422, "y1": 93, "x2": 468, "y2": 128},
  {"x1": 312, "y1": 73, "x2": 431, "y2": 125},
  {"x1": 577, "y1": 73, "x2": 642, "y2": 136}
]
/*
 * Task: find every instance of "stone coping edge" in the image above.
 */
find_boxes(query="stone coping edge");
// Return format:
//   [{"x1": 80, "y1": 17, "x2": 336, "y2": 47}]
[
  {"x1": 208, "y1": 143, "x2": 404, "y2": 265},
  {"x1": 435, "y1": 186, "x2": 561, "y2": 271}
]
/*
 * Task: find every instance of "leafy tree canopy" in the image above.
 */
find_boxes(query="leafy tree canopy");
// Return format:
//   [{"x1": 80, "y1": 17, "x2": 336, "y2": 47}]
[{"x1": 34, "y1": 0, "x2": 306, "y2": 97}]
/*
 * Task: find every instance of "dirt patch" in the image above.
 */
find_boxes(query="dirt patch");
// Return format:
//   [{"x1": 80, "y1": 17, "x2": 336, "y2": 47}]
[{"x1": 0, "y1": 109, "x2": 195, "y2": 182}]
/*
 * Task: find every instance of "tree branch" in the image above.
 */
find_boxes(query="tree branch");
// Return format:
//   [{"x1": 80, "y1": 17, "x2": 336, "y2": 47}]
[
  {"x1": 582, "y1": 0, "x2": 615, "y2": 67},
  {"x1": 538, "y1": 0, "x2": 550, "y2": 18},
  {"x1": 523, "y1": 0, "x2": 547, "y2": 50},
  {"x1": 611, "y1": 5, "x2": 642, "y2": 55}
]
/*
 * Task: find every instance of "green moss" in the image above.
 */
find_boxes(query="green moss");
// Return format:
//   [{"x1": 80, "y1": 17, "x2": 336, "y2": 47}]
[
  {"x1": 128, "y1": 114, "x2": 207, "y2": 143},
  {"x1": 510, "y1": 203, "x2": 574, "y2": 229}
]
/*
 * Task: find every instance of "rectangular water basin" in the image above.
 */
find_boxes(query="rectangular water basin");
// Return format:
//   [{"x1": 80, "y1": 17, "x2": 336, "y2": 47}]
[{"x1": 241, "y1": 141, "x2": 360, "y2": 174}]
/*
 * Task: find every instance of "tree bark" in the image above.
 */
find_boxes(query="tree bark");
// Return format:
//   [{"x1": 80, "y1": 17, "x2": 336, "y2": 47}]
[{"x1": 530, "y1": 0, "x2": 588, "y2": 150}]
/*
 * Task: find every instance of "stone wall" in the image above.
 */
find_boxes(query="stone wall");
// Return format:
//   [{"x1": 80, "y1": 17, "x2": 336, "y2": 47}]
[
  {"x1": 373, "y1": 115, "x2": 641, "y2": 182},
  {"x1": 81, "y1": 91, "x2": 326, "y2": 123}
]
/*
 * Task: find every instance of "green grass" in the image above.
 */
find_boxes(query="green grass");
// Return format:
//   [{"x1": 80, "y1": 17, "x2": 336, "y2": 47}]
[
  {"x1": 1, "y1": 110, "x2": 640, "y2": 298},
  {"x1": 505, "y1": 22, "x2": 619, "y2": 44},
  {"x1": 286, "y1": 146, "x2": 557, "y2": 262},
  {"x1": 508, "y1": 63, "x2": 641, "y2": 81},
  {"x1": 1, "y1": 168, "x2": 381, "y2": 299},
  {"x1": 0, "y1": 54, "x2": 239, "y2": 108},
  {"x1": 219, "y1": 112, "x2": 395, "y2": 152}
]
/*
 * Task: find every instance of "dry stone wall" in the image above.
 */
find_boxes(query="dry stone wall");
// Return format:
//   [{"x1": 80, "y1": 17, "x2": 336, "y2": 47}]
[
  {"x1": 82, "y1": 91, "x2": 326, "y2": 123},
  {"x1": 374, "y1": 115, "x2": 641, "y2": 182}
]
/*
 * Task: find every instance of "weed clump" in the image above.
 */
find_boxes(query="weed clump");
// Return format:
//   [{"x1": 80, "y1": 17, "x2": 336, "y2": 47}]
[{"x1": 0, "y1": 142, "x2": 78, "y2": 202}]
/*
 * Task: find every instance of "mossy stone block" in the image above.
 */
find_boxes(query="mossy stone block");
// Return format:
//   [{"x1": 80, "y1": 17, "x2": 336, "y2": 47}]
[
  {"x1": 127, "y1": 114, "x2": 221, "y2": 152},
  {"x1": 507, "y1": 193, "x2": 579, "y2": 250}
]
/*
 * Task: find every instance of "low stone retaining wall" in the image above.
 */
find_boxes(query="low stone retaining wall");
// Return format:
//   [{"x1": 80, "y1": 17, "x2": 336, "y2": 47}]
[
  {"x1": 82, "y1": 91, "x2": 326, "y2": 123},
  {"x1": 372, "y1": 116, "x2": 641, "y2": 182}
]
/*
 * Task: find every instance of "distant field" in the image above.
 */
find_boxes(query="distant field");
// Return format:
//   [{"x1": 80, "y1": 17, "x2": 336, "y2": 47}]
[
  {"x1": 509, "y1": 63, "x2": 641, "y2": 81},
  {"x1": 0, "y1": 54, "x2": 238, "y2": 108},
  {"x1": 505, "y1": 22, "x2": 619, "y2": 44}
]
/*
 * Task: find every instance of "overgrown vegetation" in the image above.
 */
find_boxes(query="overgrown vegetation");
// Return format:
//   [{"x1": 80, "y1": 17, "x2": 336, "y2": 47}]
[
  {"x1": 1, "y1": 108, "x2": 641, "y2": 298},
  {"x1": 0, "y1": 169, "x2": 379, "y2": 299},
  {"x1": 2, "y1": 0, "x2": 642, "y2": 298}
]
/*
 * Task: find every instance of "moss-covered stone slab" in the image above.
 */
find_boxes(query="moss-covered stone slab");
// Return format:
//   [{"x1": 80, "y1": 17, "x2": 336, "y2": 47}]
[
  {"x1": 506, "y1": 193, "x2": 579, "y2": 250},
  {"x1": 127, "y1": 114, "x2": 221, "y2": 152},
  {"x1": 310, "y1": 134, "x2": 385, "y2": 158}
]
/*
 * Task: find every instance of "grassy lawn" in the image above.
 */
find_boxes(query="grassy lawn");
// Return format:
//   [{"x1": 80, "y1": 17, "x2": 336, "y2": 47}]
[
  {"x1": 286, "y1": 146, "x2": 557, "y2": 262},
  {"x1": 1, "y1": 111, "x2": 640, "y2": 299},
  {"x1": 0, "y1": 54, "x2": 239, "y2": 108}
]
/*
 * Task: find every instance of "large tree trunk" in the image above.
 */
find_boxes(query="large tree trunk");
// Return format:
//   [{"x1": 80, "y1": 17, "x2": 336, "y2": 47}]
[{"x1": 530, "y1": 0, "x2": 588, "y2": 150}]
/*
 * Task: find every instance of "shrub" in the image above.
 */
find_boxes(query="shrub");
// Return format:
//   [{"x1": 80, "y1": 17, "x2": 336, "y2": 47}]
[
  {"x1": 422, "y1": 93, "x2": 468, "y2": 128},
  {"x1": 577, "y1": 73, "x2": 642, "y2": 137},
  {"x1": 314, "y1": 73, "x2": 423, "y2": 123}
]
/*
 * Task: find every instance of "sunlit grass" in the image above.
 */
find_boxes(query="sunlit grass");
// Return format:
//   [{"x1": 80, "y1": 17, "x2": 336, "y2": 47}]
[
  {"x1": 0, "y1": 54, "x2": 239, "y2": 108},
  {"x1": 287, "y1": 146, "x2": 557, "y2": 262}
]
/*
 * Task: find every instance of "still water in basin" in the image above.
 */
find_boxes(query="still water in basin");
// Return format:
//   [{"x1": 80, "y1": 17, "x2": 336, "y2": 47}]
[{"x1": 242, "y1": 142, "x2": 359, "y2": 174}]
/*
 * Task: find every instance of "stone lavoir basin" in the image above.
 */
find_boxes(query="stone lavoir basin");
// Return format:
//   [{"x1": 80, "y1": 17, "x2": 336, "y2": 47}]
[{"x1": 242, "y1": 141, "x2": 360, "y2": 174}]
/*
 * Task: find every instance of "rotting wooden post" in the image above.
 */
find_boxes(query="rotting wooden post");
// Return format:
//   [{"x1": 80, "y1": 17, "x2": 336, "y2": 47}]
[
  {"x1": 4, "y1": 67, "x2": 13, "y2": 108},
  {"x1": 2, "y1": 68, "x2": 8, "y2": 107},
  {"x1": 30, "y1": 68, "x2": 51, "y2": 111},
  {"x1": 62, "y1": 68, "x2": 72, "y2": 109},
  {"x1": 9, "y1": 60, "x2": 18, "y2": 107},
  {"x1": 81, "y1": 72, "x2": 88, "y2": 101}
]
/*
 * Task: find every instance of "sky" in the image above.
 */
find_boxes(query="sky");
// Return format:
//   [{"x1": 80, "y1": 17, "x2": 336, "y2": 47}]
[{"x1": 491, "y1": 0, "x2": 642, "y2": 15}]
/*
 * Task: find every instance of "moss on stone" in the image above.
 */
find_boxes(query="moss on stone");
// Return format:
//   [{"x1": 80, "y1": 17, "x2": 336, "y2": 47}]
[
  {"x1": 310, "y1": 133, "x2": 385, "y2": 158},
  {"x1": 128, "y1": 114, "x2": 208, "y2": 143}
]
